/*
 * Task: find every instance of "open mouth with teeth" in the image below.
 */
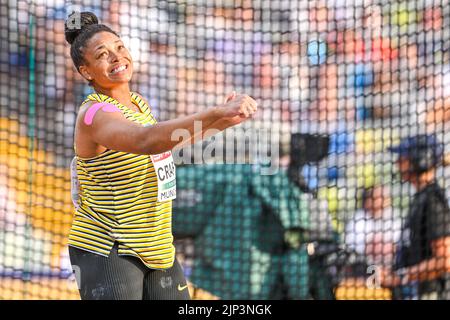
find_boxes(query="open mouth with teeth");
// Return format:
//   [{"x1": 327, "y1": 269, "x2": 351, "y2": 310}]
[{"x1": 110, "y1": 64, "x2": 128, "y2": 75}]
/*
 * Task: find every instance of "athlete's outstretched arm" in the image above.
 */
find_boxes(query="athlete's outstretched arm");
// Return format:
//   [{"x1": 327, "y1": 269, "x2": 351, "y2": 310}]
[
  {"x1": 76, "y1": 93, "x2": 257, "y2": 155},
  {"x1": 168, "y1": 91, "x2": 256, "y2": 150}
]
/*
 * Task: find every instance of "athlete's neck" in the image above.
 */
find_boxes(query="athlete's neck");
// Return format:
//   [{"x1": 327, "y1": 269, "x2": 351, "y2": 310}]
[{"x1": 93, "y1": 83, "x2": 132, "y2": 108}]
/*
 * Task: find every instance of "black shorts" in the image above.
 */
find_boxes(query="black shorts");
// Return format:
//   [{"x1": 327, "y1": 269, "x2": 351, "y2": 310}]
[{"x1": 69, "y1": 242, "x2": 191, "y2": 300}]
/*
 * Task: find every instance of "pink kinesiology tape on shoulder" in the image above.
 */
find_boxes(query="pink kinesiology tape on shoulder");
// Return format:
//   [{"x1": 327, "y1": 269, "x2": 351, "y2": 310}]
[{"x1": 84, "y1": 102, "x2": 121, "y2": 125}]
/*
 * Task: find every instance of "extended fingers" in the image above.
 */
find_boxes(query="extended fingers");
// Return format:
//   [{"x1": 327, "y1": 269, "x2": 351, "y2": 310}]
[
  {"x1": 246, "y1": 96, "x2": 258, "y2": 112},
  {"x1": 241, "y1": 96, "x2": 257, "y2": 116},
  {"x1": 227, "y1": 94, "x2": 257, "y2": 118},
  {"x1": 239, "y1": 103, "x2": 250, "y2": 117},
  {"x1": 239, "y1": 104, "x2": 254, "y2": 118}
]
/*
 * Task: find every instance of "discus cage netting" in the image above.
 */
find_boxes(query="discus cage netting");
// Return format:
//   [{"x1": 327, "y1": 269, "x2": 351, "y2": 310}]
[{"x1": 0, "y1": 0, "x2": 449, "y2": 299}]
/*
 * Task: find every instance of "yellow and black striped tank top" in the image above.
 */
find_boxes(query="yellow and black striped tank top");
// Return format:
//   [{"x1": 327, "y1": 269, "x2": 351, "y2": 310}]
[{"x1": 68, "y1": 92, "x2": 175, "y2": 270}]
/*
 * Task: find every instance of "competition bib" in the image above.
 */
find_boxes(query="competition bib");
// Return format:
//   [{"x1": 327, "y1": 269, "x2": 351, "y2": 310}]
[
  {"x1": 70, "y1": 157, "x2": 80, "y2": 209},
  {"x1": 150, "y1": 151, "x2": 177, "y2": 202}
]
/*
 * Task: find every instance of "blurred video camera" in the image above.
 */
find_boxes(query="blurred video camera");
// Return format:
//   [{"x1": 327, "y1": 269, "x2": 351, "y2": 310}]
[{"x1": 288, "y1": 133, "x2": 330, "y2": 194}]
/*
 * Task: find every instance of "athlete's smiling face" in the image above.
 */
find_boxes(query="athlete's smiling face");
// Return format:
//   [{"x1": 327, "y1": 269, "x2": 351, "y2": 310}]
[{"x1": 78, "y1": 31, "x2": 133, "y2": 88}]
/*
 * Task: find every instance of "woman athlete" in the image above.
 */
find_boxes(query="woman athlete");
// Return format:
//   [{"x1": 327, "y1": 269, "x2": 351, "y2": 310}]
[{"x1": 65, "y1": 12, "x2": 257, "y2": 300}]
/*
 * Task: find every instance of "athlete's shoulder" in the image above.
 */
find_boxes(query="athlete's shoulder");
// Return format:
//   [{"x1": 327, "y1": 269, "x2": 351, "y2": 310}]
[
  {"x1": 78, "y1": 93, "x2": 100, "y2": 111},
  {"x1": 79, "y1": 99, "x2": 96, "y2": 112},
  {"x1": 77, "y1": 100, "x2": 123, "y2": 128},
  {"x1": 77, "y1": 100, "x2": 96, "y2": 123}
]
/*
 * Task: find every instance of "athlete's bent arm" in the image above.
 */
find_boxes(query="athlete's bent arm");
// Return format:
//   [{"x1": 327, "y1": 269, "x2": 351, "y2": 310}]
[{"x1": 77, "y1": 94, "x2": 257, "y2": 155}]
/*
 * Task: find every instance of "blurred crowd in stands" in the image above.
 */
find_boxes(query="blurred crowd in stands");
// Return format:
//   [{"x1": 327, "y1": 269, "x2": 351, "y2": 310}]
[{"x1": 1, "y1": 0, "x2": 450, "y2": 299}]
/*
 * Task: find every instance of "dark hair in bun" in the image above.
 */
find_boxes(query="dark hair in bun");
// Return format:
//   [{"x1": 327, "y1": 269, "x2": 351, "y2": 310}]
[{"x1": 64, "y1": 12, "x2": 119, "y2": 71}]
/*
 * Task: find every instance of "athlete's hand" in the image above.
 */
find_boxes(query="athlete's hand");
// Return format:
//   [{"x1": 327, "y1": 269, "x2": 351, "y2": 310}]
[
  {"x1": 224, "y1": 91, "x2": 237, "y2": 104},
  {"x1": 218, "y1": 92, "x2": 258, "y2": 126}
]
